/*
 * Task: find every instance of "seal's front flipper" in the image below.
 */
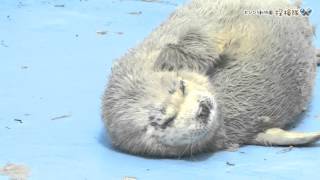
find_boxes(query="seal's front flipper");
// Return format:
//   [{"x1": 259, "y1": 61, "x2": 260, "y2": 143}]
[
  {"x1": 154, "y1": 28, "x2": 220, "y2": 73},
  {"x1": 251, "y1": 128, "x2": 320, "y2": 146},
  {"x1": 316, "y1": 49, "x2": 320, "y2": 66}
]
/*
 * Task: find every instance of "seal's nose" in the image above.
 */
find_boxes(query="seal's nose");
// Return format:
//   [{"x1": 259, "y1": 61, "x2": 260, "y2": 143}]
[{"x1": 197, "y1": 99, "x2": 212, "y2": 124}]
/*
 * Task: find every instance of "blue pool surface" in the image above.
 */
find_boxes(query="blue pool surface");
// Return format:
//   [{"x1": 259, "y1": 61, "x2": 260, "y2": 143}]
[{"x1": 1, "y1": 0, "x2": 320, "y2": 179}]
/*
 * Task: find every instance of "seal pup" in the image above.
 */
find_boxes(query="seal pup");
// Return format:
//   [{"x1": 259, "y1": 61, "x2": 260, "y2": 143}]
[{"x1": 102, "y1": 0, "x2": 320, "y2": 157}]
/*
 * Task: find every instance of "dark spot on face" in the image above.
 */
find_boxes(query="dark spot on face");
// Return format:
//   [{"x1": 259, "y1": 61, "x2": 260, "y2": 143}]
[
  {"x1": 142, "y1": 126, "x2": 148, "y2": 132},
  {"x1": 160, "y1": 115, "x2": 176, "y2": 129},
  {"x1": 168, "y1": 89, "x2": 176, "y2": 94},
  {"x1": 160, "y1": 107, "x2": 166, "y2": 114},
  {"x1": 169, "y1": 81, "x2": 177, "y2": 94},
  {"x1": 151, "y1": 122, "x2": 158, "y2": 127},
  {"x1": 161, "y1": 63, "x2": 166, "y2": 70},
  {"x1": 149, "y1": 116, "x2": 155, "y2": 121}
]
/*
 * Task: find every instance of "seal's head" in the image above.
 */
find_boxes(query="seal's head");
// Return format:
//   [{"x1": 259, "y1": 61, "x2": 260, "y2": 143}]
[{"x1": 103, "y1": 69, "x2": 224, "y2": 157}]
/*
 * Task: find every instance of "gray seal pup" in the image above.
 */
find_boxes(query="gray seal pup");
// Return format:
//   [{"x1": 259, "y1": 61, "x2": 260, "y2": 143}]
[{"x1": 102, "y1": 0, "x2": 320, "y2": 157}]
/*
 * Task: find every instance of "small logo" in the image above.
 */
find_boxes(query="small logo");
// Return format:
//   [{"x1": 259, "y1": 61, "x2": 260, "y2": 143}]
[{"x1": 300, "y1": 8, "x2": 312, "y2": 16}]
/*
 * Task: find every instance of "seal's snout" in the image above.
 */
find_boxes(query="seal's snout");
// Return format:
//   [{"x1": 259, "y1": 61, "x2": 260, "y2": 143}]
[{"x1": 197, "y1": 99, "x2": 213, "y2": 124}]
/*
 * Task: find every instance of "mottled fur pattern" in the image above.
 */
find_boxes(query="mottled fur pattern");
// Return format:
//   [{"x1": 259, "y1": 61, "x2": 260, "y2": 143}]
[{"x1": 102, "y1": 0, "x2": 317, "y2": 157}]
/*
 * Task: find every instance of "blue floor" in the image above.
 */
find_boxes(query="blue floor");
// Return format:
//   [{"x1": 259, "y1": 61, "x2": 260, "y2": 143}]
[{"x1": 1, "y1": 0, "x2": 320, "y2": 179}]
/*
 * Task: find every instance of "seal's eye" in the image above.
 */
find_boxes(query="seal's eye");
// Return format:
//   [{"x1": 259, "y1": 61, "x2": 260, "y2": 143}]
[{"x1": 179, "y1": 80, "x2": 186, "y2": 95}]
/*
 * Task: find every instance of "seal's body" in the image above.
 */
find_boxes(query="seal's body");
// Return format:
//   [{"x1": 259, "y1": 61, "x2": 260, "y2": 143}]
[{"x1": 103, "y1": 0, "x2": 320, "y2": 157}]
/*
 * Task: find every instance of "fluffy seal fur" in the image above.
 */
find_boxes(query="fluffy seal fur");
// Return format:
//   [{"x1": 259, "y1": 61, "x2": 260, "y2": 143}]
[{"x1": 102, "y1": 0, "x2": 318, "y2": 157}]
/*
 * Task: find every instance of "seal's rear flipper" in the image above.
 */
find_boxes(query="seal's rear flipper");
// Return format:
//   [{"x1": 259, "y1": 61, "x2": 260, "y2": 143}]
[{"x1": 251, "y1": 128, "x2": 320, "y2": 146}]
